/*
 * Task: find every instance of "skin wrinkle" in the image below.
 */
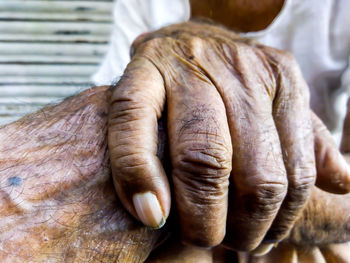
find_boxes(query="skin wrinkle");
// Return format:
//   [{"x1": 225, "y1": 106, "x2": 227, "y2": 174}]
[
  {"x1": 0, "y1": 87, "x2": 163, "y2": 262},
  {"x1": 2, "y1": 20, "x2": 350, "y2": 261},
  {"x1": 0, "y1": 86, "x2": 348, "y2": 261},
  {"x1": 125, "y1": 21, "x2": 318, "y2": 249}
]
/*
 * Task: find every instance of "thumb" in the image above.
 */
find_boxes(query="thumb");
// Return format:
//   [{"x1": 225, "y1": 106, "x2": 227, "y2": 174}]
[{"x1": 312, "y1": 111, "x2": 350, "y2": 194}]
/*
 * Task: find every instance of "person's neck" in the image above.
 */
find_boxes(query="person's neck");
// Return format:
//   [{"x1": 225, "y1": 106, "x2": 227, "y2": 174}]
[{"x1": 190, "y1": 0, "x2": 285, "y2": 32}]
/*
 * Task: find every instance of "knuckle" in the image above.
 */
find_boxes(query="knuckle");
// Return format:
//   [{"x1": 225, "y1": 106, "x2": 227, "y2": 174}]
[
  {"x1": 267, "y1": 49, "x2": 310, "y2": 103},
  {"x1": 251, "y1": 180, "x2": 288, "y2": 212},
  {"x1": 109, "y1": 102, "x2": 146, "y2": 124},
  {"x1": 138, "y1": 37, "x2": 167, "y2": 56},
  {"x1": 142, "y1": 37, "x2": 161, "y2": 49},
  {"x1": 238, "y1": 171, "x2": 288, "y2": 216},
  {"x1": 278, "y1": 50, "x2": 296, "y2": 64},
  {"x1": 269, "y1": 48, "x2": 297, "y2": 68},
  {"x1": 187, "y1": 36, "x2": 205, "y2": 54},
  {"x1": 288, "y1": 166, "x2": 316, "y2": 200},
  {"x1": 112, "y1": 152, "x2": 150, "y2": 180},
  {"x1": 173, "y1": 141, "x2": 232, "y2": 193},
  {"x1": 175, "y1": 142, "x2": 232, "y2": 176}
]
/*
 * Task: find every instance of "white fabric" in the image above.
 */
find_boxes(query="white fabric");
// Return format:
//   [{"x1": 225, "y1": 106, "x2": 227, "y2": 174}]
[
  {"x1": 93, "y1": 0, "x2": 190, "y2": 85},
  {"x1": 93, "y1": 0, "x2": 350, "y2": 133}
]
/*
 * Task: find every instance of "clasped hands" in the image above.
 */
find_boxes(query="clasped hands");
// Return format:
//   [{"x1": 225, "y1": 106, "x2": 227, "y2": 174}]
[{"x1": 108, "y1": 21, "x2": 350, "y2": 252}]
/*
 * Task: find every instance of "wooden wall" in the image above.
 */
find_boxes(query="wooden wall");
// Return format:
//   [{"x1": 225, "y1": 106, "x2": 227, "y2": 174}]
[{"x1": 0, "y1": 0, "x2": 113, "y2": 124}]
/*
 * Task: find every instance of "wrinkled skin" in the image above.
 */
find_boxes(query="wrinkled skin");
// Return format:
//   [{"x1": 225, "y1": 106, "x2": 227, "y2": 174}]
[
  {"x1": 237, "y1": 242, "x2": 350, "y2": 263},
  {"x1": 0, "y1": 87, "x2": 162, "y2": 262},
  {"x1": 147, "y1": 188, "x2": 350, "y2": 263},
  {"x1": 0, "y1": 86, "x2": 349, "y2": 262},
  {"x1": 109, "y1": 21, "x2": 350, "y2": 250}
]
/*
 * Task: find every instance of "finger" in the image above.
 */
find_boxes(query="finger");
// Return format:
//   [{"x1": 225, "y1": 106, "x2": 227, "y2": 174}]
[
  {"x1": 297, "y1": 247, "x2": 326, "y2": 263},
  {"x1": 108, "y1": 56, "x2": 170, "y2": 228},
  {"x1": 212, "y1": 246, "x2": 239, "y2": 262},
  {"x1": 218, "y1": 44, "x2": 288, "y2": 251},
  {"x1": 146, "y1": 234, "x2": 213, "y2": 263},
  {"x1": 289, "y1": 187, "x2": 350, "y2": 246},
  {"x1": 320, "y1": 243, "x2": 350, "y2": 263},
  {"x1": 168, "y1": 63, "x2": 232, "y2": 247},
  {"x1": 248, "y1": 243, "x2": 298, "y2": 263},
  {"x1": 312, "y1": 112, "x2": 350, "y2": 194},
  {"x1": 263, "y1": 50, "x2": 316, "y2": 243}
]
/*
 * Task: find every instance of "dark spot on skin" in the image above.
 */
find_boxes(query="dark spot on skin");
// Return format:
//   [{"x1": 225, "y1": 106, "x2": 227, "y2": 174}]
[
  {"x1": 97, "y1": 109, "x2": 108, "y2": 118},
  {"x1": 189, "y1": 55, "x2": 194, "y2": 60},
  {"x1": 8, "y1": 176, "x2": 22, "y2": 186}
]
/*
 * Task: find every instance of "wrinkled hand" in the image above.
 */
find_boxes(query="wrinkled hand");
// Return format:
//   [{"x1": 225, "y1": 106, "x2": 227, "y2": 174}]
[
  {"x1": 0, "y1": 87, "x2": 162, "y2": 262},
  {"x1": 237, "y1": 186, "x2": 350, "y2": 263},
  {"x1": 146, "y1": 186, "x2": 350, "y2": 262},
  {"x1": 108, "y1": 21, "x2": 350, "y2": 250},
  {"x1": 0, "y1": 86, "x2": 349, "y2": 262},
  {"x1": 238, "y1": 243, "x2": 350, "y2": 263}
]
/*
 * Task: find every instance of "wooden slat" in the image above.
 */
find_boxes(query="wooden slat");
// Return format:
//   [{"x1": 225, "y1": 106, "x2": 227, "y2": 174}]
[
  {"x1": 0, "y1": 34, "x2": 109, "y2": 43},
  {"x1": 0, "y1": 104, "x2": 46, "y2": 115},
  {"x1": 0, "y1": 12, "x2": 113, "y2": 22},
  {"x1": 0, "y1": 0, "x2": 113, "y2": 125},
  {"x1": 0, "y1": 55, "x2": 102, "y2": 64},
  {"x1": 0, "y1": 76, "x2": 92, "y2": 84},
  {"x1": 0, "y1": 115, "x2": 26, "y2": 126},
  {"x1": 0, "y1": 43, "x2": 107, "y2": 56},
  {"x1": 0, "y1": 85, "x2": 89, "y2": 96},
  {"x1": 0, "y1": 21, "x2": 113, "y2": 35},
  {"x1": 0, "y1": 97, "x2": 63, "y2": 105},
  {"x1": 0, "y1": 65, "x2": 97, "y2": 76},
  {"x1": 0, "y1": 1, "x2": 113, "y2": 14}
]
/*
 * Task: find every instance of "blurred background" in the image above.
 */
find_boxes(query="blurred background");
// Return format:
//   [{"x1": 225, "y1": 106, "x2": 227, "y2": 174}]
[{"x1": 0, "y1": 0, "x2": 113, "y2": 125}]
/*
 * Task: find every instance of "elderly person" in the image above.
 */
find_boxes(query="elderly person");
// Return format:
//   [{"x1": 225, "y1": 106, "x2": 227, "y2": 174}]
[{"x1": 96, "y1": 0, "x2": 350, "y2": 255}]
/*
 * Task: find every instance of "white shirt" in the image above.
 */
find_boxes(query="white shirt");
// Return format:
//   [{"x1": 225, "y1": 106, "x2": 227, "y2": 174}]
[{"x1": 93, "y1": 0, "x2": 350, "y2": 135}]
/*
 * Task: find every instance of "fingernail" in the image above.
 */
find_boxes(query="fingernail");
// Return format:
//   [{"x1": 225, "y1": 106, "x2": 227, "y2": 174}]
[
  {"x1": 133, "y1": 192, "x2": 165, "y2": 228},
  {"x1": 262, "y1": 239, "x2": 279, "y2": 244},
  {"x1": 251, "y1": 243, "x2": 275, "y2": 256}
]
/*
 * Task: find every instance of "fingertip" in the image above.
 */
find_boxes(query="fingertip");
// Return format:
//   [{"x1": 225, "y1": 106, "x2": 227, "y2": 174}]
[
  {"x1": 251, "y1": 243, "x2": 276, "y2": 257},
  {"x1": 316, "y1": 147, "x2": 350, "y2": 194},
  {"x1": 133, "y1": 192, "x2": 167, "y2": 228},
  {"x1": 312, "y1": 112, "x2": 350, "y2": 194},
  {"x1": 181, "y1": 234, "x2": 224, "y2": 249}
]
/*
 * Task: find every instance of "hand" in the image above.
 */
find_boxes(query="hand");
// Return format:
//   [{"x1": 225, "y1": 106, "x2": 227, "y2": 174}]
[
  {"x1": 0, "y1": 86, "x2": 348, "y2": 262},
  {"x1": 237, "y1": 186, "x2": 350, "y2": 263},
  {"x1": 238, "y1": 243, "x2": 350, "y2": 263},
  {"x1": 108, "y1": 21, "x2": 350, "y2": 250},
  {"x1": 146, "y1": 185, "x2": 350, "y2": 262},
  {"x1": 0, "y1": 87, "x2": 162, "y2": 262},
  {"x1": 232, "y1": 106, "x2": 350, "y2": 262}
]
